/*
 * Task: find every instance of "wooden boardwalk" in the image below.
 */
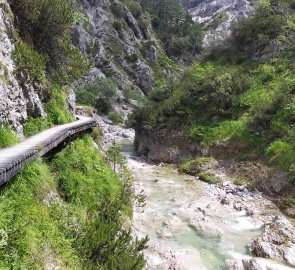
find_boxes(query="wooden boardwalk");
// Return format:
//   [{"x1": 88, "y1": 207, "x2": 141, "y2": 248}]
[{"x1": 0, "y1": 116, "x2": 96, "y2": 186}]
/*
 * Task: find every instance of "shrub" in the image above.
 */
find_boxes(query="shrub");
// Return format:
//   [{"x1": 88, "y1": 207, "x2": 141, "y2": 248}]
[
  {"x1": 23, "y1": 117, "x2": 53, "y2": 137},
  {"x1": 76, "y1": 78, "x2": 118, "y2": 114},
  {"x1": 11, "y1": 0, "x2": 88, "y2": 83},
  {"x1": 233, "y1": 176, "x2": 246, "y2": 186},
  {"x1": 198, "y1": 172, "x2": 220, "y2": 184},
  {"x1": 127, "y1": 2, "x2": 142, "y2": 19},
  {"x1": 112, "y1": 20, "x2": 122, "y2": 31},
  {"x1": 110, "y1": 3, "x2": 123, "y2": 17},
  {"x1": 282, "y1": 196, "x2": 295, "y2": 208},
  {"x1": 91, "y1": 127, "x2": 103, "y2": 145},
  {"x1": 0, "y1": 137, "x2": 148, "y2": 269},
  {"x1": 0, "y1": 161, "x2": 81, "y2": 269},
  {"x1": 0, "y1": 125, "x2": 20, "y2": 148},
  {"x1": 140, "y1": 0, "x2": 203, "y2": 59},
  {"x1": 231, "y1": 0, "x2": 286, "y2": 57},
  {"x1": 45, "y1": 85, "x2": 74, "y2": 125},
  {"x1": 13, "y1": 40, "x2": 47, "y2": 83},
  {"x1": 0, "y1": 62, "x2": 9, "y2": 85},
  {"x1": 125, "y1": 53, "x2": 138, "y2": 63},
  {"x1": 179, "y1": 157, "x2": 216, "y2": 175},
  {"x1": 52, "y1": 137, "x2": 148, "y2": 268},
  {"x1": 266, "y1": 140, "x2": 295, "y2": 169},
  {"x1": 108, "y1": 111, "x2": 124, "y2": 124}
]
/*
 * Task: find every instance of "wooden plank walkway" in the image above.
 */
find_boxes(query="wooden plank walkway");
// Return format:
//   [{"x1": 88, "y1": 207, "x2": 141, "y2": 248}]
[{"x1": 0, "y1": 116, "x2": 96, "y2": 186}]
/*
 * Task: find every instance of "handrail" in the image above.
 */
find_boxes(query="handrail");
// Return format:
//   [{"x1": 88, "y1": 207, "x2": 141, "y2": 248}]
[{"x1": 0, "y1": 116, "x2": 97, "y2": 186}]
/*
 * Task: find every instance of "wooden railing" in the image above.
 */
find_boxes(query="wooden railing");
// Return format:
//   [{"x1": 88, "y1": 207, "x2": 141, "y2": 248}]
[{"x1": 0, "y1": 116, "x2": 97, "y2": 186}]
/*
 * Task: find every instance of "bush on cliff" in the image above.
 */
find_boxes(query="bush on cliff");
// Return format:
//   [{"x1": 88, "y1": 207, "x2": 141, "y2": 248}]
[
  {"x1": 0, "y1": 125, "x2": 20, "y2": 148},
  {"x1": 130, "y1": 0, "x2": 295, "y2": 179},
  {"x1": 11, "y1": 0, "x2": 88, "y2": 83}
]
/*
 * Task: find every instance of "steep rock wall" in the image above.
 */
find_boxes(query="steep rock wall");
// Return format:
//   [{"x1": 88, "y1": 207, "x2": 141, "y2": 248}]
[
  {"x1": 0, "y1": 0, "x2": 46, "y2": 134},
  {"x1": 181, "y1": 0, "x2": 256, "y2": 47},
  {"x1": 134, "y1": 126, "x2": 199, "y2": 163},
  {"x1": 73, "y1": 0, "x2": 156, "y2": 96}
]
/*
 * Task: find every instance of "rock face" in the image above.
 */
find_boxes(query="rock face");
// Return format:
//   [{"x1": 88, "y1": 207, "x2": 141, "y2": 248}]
[
  {"x1": 250, "y1": 216, "x2": 295, "y2": 266},
  {"x1": 181, "y1": 0, "x2": 257, "y2": 47},
  {"x1": 73, "y1": 0, "x2": 155, "y2": 96},
  {"x1": 0, "y1": 0, "x2": 46, "y2": 134},
  {"x1": 134, "y1": 126, "x2": 199, "y2": 163}
]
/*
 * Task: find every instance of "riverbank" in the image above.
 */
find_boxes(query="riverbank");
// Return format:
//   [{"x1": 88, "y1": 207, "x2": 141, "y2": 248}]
[{"x1": 99, "y1": 118, "x2": 295, "y2": 270}]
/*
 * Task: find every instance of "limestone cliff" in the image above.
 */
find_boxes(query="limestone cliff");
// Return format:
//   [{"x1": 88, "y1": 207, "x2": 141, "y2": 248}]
[
  {"x1": 181, "y1": 0, "x2": 256, "y2": 47},
  {"x1": 73, "y1": 0, "x2": 156, "y2": 96},
  {"x1": 0, "y1": 0, "x2": 46, "y2": 134},
  {"x1": 0, "y1": 0, "x2": 158, "y2": 133}
]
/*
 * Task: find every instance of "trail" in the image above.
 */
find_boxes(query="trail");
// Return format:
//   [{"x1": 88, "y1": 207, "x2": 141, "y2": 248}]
[{"x1": 0, "y1": 116, "x2": 96, "y2": 185}]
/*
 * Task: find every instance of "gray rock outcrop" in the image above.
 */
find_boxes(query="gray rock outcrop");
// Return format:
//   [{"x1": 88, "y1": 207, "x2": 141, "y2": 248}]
[
  {"x1": 0, "y1": 0, "x2": 46, "y2": 134},
  {"x1": 250, "y1": 216, "x2": 295, "y2": 266},
  {"x1": 181, "y1": 0, "x2": 257, "y2": 47},
  {"x1": 73, "y1": 0, "x2": 155, "y2": 96}
]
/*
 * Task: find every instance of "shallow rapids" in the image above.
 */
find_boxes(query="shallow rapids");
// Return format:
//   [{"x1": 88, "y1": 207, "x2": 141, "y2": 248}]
[{"x1": 119, "y1": 140, "x2": 291, "y2": 270}]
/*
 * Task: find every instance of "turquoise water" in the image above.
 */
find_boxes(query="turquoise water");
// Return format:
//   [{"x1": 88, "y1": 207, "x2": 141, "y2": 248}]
[{"x1": 120, "y1": 140, "x2": 282, "y2": 270}]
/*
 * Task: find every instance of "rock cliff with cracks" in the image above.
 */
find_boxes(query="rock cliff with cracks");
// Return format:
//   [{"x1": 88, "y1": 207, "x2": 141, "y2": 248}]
[
  {"x1": 181, "y1": 0, "x2": 257, "y2": 47},
  {"x1": 0, "y1": 0, "x2": 157, "y2": 134},
  {"x1": 73, "y1": 0, "x2": 156, "y2": 96},
  {"x1": 0, "y1": 0, "x2": 46, "y2": 135}
]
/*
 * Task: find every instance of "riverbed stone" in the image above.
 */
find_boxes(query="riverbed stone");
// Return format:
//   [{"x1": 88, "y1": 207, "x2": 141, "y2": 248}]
[
  {"x1": 221, "y1": 196, "x2": 231, "y2": 205},
  {"x1": 250, "y1": 216, "x2": 295, "y2": 266}
]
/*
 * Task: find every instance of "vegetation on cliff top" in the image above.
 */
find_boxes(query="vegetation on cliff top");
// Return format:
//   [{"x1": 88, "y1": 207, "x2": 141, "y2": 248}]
[
  {"x1": 23, "y1": 84, "x2": 74, "y2": 137},
  {"x1": 140, "y1": 0, "x2": 203, "y2": 59},
  {"x1": 130, "y1": 0, "x2": 295, "y2": 180},
  {"x1": 11, "y1": 0, "x2": 89, "y2": 84}
]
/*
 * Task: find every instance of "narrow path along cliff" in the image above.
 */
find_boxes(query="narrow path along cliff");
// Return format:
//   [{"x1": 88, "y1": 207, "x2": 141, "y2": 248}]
[
  {"x1": 0, "y1": 116, "x2": 96, "y2": 186},
  {"x1": 98, "y1": 118, "x2": 295, "y2": 270}
]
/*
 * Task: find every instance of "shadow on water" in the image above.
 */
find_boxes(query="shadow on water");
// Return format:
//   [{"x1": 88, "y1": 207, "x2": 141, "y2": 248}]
[{"x1": 118, "y1": 139, "x2": 137, "y2": 157}]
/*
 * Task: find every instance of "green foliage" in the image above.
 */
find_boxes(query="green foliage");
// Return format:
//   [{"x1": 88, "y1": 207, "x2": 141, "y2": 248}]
[
  {"x1": 0, "y1": 125, "x2": 20, "y2": 148},
  {"x1": 0, "y1": 137, "x2": 147, "y2": 268},
  {"x1": 46, "y1": 85, "x2": 74, "y2": 125},
  {"x1": 0, "y1": 161, "x2": 81, "y2": 269},
  {"x1": 106, "y1": 141, "x2": 125, "y2": 172},
  {"x1": 132, "y1": 0, "x2": 295, "y2": 173},
  {"x1": 110, "y1": 3, "x2": 123, "y2": 17},
  {"x1": 198, "y1": 172, "x2": 220, "y2": 184},
  {"x1": 112, "y1": 20, "x2": 122, "y2": 31},
  {"x1": 140, "y1": 0, "x2": 203, "y2": 58},
  {"x1": 13, "y1": 40, "x2": 47, "y2": 83},
  {"x1": 179, "y1": 157, "x2": 216, "y2": 175},
  {"x1": 23, "y1": 117, "x2": 53, "y2": 137},
  {"x1": 0, "y1": 62, "x2": 9, "y2": 85},
  {"x1": 282, "y1": 195, "x2": 295, "y2": 208},
  {"x1": 11, "y1": 0, "x2": 88, "y2": 83},
  {"x1": 91, "y1": 127, "x2": 103, "y2": 146},
  {"x1": 231, "y1": 0, "x2": 286, "y2": 57},
  {"x1": 108, "y1": 111, "x2": 124, "y2": 124},
  {"x1": 207, "y1": 11, "x2": 229, "y2": 29},
  {"x1": 266, "y1": 140, "x2": 295, "y2": 169},
  {"x1": 52, "y1": 137, "x2": 147, "y2": 268},
  {"x1": 126, "y1": 53, "x2": 139, "y2": 63},
  {"x1": 76, "y1": 77, "x2": 118, "y2": 114},
  {"x1": 127, "y1": 2, "x2": 142, "y2": 19},
  {"x1": 232, "y1": 176, "x2": 246, "y2": 186}
]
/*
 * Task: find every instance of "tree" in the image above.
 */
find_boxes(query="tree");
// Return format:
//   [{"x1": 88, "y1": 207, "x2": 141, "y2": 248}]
[
  {"x1": 10, "y1": 0, "x2": 88, "y2": 83},
  {"x1": 106, "y1": 141, "x2": 124, "y2": 173}
]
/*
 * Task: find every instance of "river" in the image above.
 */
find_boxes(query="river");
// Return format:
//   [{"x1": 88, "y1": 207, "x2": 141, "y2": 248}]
[{"x1": 118, "y1": 139, "x2": 293, "y2": 270}]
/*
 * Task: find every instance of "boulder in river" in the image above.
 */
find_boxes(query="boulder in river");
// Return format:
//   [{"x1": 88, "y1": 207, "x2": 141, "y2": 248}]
[{"x1": 250, "y1": 216, "x2": 295, "y2": 266}]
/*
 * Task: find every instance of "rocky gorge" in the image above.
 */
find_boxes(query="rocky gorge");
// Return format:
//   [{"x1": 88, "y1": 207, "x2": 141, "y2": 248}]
[{"x1": 94, "y1": 113, "x2": 295, "y2": 270}]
